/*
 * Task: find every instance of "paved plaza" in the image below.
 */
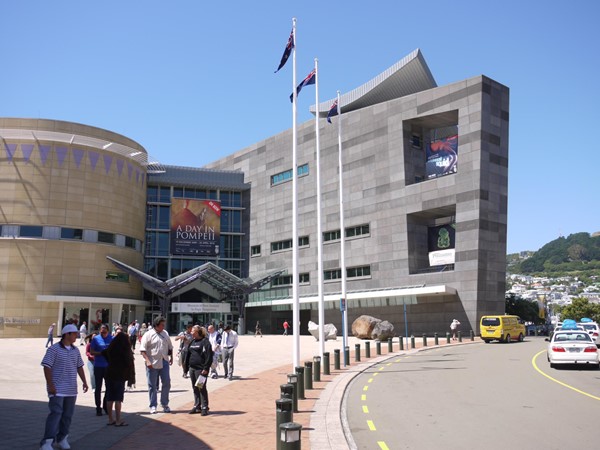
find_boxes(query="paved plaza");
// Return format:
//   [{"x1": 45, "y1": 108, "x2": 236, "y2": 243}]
[{"x1": 0, "y1": 332, "x2": 477, "y2": 449}]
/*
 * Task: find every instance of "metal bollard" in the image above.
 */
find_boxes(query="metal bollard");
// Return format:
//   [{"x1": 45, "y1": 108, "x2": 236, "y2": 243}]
[
  {"x1": 304, "y1": 361, "x2": 313, "y2": 390},
  {"x1": 399, "y1": 336, "x2": 404, "y2": 351},
  {"x1": 376, "y1": 341, "x2": 381, "y2": 355},
  {"x1": 323, "y1": 352, "x2": 330, "y2": 375},
  {"x1": 423, "y1": 334, "x2": 427, "y2": 347},
  {"x1": 287, "y1": 373, "x2": 298, "y2": 413},
  {"x1": 434, "y1": 332, "x2": 439, "y2": 346},
  {"x1": 280, "y1": 383, "x2": 294, "y2": 412},
  {"x1": 446, "y1": 332, "x2": 451, "y2": 344},
  {"x1": 334, "y1": 349, "x2": 340, "y2": 370},
  {"x1": 387, "y1": 337, "x2": 393, "y2": 352},
  {"x1": 365, "y1": 341, "x2": 371, "y2": 358},
  {"x1": 344, "y1": 346, "x2": 350, "y2": 366},
  {"x1": 294, "y1": 366, "x2": 305, "y2": 400},
  {"x1": 279, "y1": 422, "x2": 302, "y2": 450},
  {"x1": 458, "y1": 331, "x2": 462, "y2": 342},
  {"x1": 470, "y1": 330, "x2": 474, "y2": 341},
  {"x1": 313, "y1": 356, "x2": 321, "y2": 382},
  {"x1": 276, "y1": 398, "x2": 293, "y2": 450},
  {"x1": 410, "y1": 335, "x2": 415, "y2": 349},
  {"x1": 355, "y1": 343, "x2": 361, "y2": 362}
]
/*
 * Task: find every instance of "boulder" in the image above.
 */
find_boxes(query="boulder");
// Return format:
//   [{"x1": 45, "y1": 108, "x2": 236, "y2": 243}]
[
  {"x1": 352, "y1": 315, "x2": 379, "y2": 339},
  {"x1": 372, "y1": 320, "x2": 395, "y2": 341},
  {"x1": 307, "y1": 321, "x2": 338, "y2": 341}
]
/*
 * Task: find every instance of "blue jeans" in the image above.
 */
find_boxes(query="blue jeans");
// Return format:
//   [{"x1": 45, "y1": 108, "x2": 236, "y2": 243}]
[
  {"x1": 93, "y1": 366, "x2": 107, "y2": 410},
  {"x1": 146, "y1": 363, "x2": 170, "y2": 408},
  {"x1": 41, "y1": 395, "x2": 76, "y2": 444},
  {"x1": 46, "y1": 334, "x2": 54, "y2": 348}
]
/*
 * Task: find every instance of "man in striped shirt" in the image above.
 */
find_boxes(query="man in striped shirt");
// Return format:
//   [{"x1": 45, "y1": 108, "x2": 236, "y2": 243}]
[{"x1": 40, "y1": 323, "x2": 88, "y2": 450}]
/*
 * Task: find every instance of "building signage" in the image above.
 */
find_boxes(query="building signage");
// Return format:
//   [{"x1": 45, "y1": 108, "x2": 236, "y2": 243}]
[
  {"x1": 171, "y1": 302, "x2": 231, "y2": 314},
  {"x1": 428, "y1": 223, "x2": 456, "y2": 266},
  {"x1": 170, "y1": 198, "x2": 221, "y2": 256},
  {"x1": 1, "y1": 317, "x2": 41, "y2": 325},
  {"x1": 426, "y1": 135, "x2": 458, "y2": 179}
]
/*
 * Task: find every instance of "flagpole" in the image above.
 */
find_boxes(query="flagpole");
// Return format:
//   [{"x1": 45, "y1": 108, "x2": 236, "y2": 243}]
[
  {"x1": 291, "y1": 17, "x2": 300, "y2": 371},
  {"x1": 337, "y1": 90, "x2": 348, "y2": 362},
  {"x1": 314, "y1": 58, "x2": 325, "y2": 358}
]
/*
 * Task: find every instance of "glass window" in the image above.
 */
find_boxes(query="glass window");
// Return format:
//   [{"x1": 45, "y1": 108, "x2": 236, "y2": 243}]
[
  {"x1": 98, "y1": 231, "x2": 115, "y2": 244},
  {"x1": 299, "y1": 272, "x2": 310, "y2": 284},
  {"x1": 171, "y1": 259, "x2": 182, "y2": 278},
  {"x1": 61, "y1": 228, "x2": 83, "y2": 240},
  {"x1": 158, "y1": 206, "x2": 170, "y2": 229},
  {"x1": 323, "y1": 230, "x2": 341, "y2": 242},
  {"x1": 144, "y1": 258, "x2": 156, "y2": 276},
  {"x1": 125, "y1": 236, "x2": 136, "y2": 249},
  {"x1": 159, "y1": 187, "x2": 170, "y2": 203},
  {"x1": 232, "y1": 192, "x2": 241, "y2": 207},
  {"x1": 231, "y1": 210, "x2": 241, "y2": 232},
  {"x1": 298, "y1": 236, "x2": 309, "y2": 247},
  {"x1": 251, "y1": 245, "x2": 261, "y2": 257},
  {"x1": 346, "y1": 224, "x2": 370, "y2": 238},
  {"x1": 173, "y1": 187, "x2": 184, "y2": 198},
  {"x1": 348, "y1": 265, "x2": 371, "y2": 278},
  {"x1": 273, "y1": 275, "x2": 293, "y2": 287},
  {"x1": 271, "y1": 239, "x2": 293, "y2": 253},
  {"x1": 20, "y1": 225, "x2": 43, "y2": 237},
  {"x1": 157, "y1": 232, "x2": 169, "y2": 256},
  {"x1": 157, "y1": 259, "x2": 169, "y2": 279},
  {"x1": 209, "y1": 190, "x2": 218, "y2": 200},
  {"x1": 324, "y1": 269, "x2": 342, "y2": 280},
  {"x1": 147, "y1": 186, "x2": 158, "y2": 202}
]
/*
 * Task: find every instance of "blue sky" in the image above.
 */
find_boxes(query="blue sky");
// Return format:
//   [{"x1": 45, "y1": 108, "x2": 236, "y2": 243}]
[{"x1": 1, "y1": 1, "x2": 598, "y2": 254}]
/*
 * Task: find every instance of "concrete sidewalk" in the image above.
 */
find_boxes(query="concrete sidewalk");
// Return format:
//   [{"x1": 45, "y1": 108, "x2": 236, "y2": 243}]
[{"x1": 0, "y1": 333, "x2": 479, "y2": 449}]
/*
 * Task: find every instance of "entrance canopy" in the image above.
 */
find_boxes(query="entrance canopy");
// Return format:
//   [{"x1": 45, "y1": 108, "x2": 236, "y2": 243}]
[{"x1": 106, "y1": 256, "x2": 286, "y2": 300}]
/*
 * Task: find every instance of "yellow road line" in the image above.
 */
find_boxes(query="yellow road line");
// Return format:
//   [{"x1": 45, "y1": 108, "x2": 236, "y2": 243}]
[
  {"x1": 378, "y1": 366, "x2": 384, "y2": 371},
  {"x1": 368, "y1": 378, "x2": 374, "y2": 383},
  {"x1": 386, "y1": 362, "x2": 392, "y2": 366},
  {"x1": 361, "y1": 394, "x2": 367, "y2": 401},
  {"x1": 532, "y1": 350, "x2": 600, "y2": 401},
  {"x1": 367, "y1": 420, "x2": 376, "y2": 431},
  {"x1": 363, "y1": 385, "x2": 369, "y2": 391},
  {"x1": 378, "y1": 442, "x2": 390, "y2": 450},
  {"x1": 374, "y1": 372, "x2": 379, "y2": 377},
  {"x1": 362, "y1": 405, "x2": 369, "y2": 413}
]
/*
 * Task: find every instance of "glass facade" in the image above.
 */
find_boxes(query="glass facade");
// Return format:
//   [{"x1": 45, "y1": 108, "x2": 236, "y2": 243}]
[{"x1": 144, "y1": 181, "x2": 247, "y2": 323}]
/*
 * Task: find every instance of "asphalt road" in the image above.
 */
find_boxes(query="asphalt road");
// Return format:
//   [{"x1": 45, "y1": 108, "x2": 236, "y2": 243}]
[{"x1": 345, "y1": 337, "x2": 600, "y2": 450}]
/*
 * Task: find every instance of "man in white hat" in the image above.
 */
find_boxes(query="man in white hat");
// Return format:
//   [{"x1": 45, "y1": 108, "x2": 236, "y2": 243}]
[{"x1": 39, "y1": 323, "x2": 88, "y2": 450}]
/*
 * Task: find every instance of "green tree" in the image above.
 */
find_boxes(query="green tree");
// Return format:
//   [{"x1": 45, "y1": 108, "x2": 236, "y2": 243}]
[
  {"x1": 505, "y1": 294, "x2": 542, "y2": 323},
  {"x1": 559, "y1": 297, "x2": 600, "y2": 323}
]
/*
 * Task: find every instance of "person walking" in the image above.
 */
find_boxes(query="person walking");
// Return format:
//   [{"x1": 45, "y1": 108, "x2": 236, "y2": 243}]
[
  {"x1": 183, "y1": 325, "x2": 214, "y2": 415},
  {"x1": 45, "y1": 323, "x2": 56, "y2": 348},
  {"x1": 90, "y1": 323, "x2": 113, "y2": 416},
  {"x1": 207, "y1": 324, "x2": 221, "y2": 379},
  {"x1": 39, "y1": 323, "x2": 88, "y2": 450},
  {"x1": 85, "y1": 332, "x2": 98, "y2": 391},
  {"x1": 138, "y1": 322, "x2": 147, "y2": 343},
  {"x1": 127, "y1": 321, "x2": 138, "y2": 350},
  {"x1": 175, "y1": 324, "x2": 193, "y2": 378},
  {"x1": 102, "y1": 332, "x2": 135, "y2": 426},
  {"x1": 140, "y1": 316, "x2": 173, "y2": 414},
  {"x1": 79, "y1": 321, "x2": 87, "y2": 346},
  {"x1": 254, "y1": 321, "x2": 263, "y2": 337},
  {"x1": 221, "y1": 325, "x2": 238, "y2": 380},
  {"x1": 283, "y1": 320, "x2": 289, "y2": 336},
  {"x1": 450, "y1": 319, "x2": 461, "y2": 341}
]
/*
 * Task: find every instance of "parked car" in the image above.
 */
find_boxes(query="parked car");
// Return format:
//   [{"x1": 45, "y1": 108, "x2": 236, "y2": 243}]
[
  {"x1": 577, "y1": 322, "x2": 600, "y2": 346},
  {"x1": 546, "y1": 330, "x2": 600, "y2": 369}
]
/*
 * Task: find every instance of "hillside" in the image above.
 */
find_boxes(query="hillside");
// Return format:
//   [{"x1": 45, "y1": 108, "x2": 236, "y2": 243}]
[{"x1": 507, "y1": 232, "x2": 600, "y2": 274}]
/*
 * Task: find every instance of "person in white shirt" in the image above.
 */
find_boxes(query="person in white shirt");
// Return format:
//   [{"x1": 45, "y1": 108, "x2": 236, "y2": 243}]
[
  {"x1": 207, "y1": 324, "x2": 222, "y2": 379},
  {"x1": 221, "y1": 325, "x2": 238, "y2": 380},
  {"x1": 79, "y1": 321, "x2": 87, "y2": 346},
  {"x1": 140, "y1": 316, "x2": 173, "y2": 414}
]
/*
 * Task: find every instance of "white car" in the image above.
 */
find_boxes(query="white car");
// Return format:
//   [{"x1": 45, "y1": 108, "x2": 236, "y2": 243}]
[
  {"x1": 577, "y1": 322, "x2": 600, "y2": 346},
  {"x1": 546, "y1": 331, "x2": 600, "y2": 369}
]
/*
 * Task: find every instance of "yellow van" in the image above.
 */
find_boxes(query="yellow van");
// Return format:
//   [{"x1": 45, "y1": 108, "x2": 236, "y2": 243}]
[{"x1": 480, "y1": 315, "x2": 526, "y2": 343}]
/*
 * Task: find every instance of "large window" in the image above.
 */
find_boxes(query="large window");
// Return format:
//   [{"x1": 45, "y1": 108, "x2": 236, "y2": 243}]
[
  {"x1": 251, "y1": 245, "x2": 261, "y2": 257},
  {"x1": 221, "y1": 210, "x2": 242, "y2": 233},
  {"x1": 325, "y1": 265, "x2": 372, "y2": 281},
  {"x1": 346, "y1": 224, "x2": 370, "y2": 238},
  {"x1": 61, "y1": 228, "x2": 83, "y2": 240},
  {"x1": 20, "y1": 225, "x2": 43, "y2": 237},
  {"x1": 323, "y1": 230, "x2": 341, "y2": 242},
  {"x1": 97, "y1": 231, "x2": 115, "y2": 244},
  {"x1": 271, "y1": 239, "x2": 293, "y2": 253},
  {"x1": 271, "y1": 163, "x2": 310, "y2": 186}
]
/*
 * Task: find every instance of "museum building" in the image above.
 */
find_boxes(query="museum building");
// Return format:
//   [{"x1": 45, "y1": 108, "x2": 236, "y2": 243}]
[{"x1": 0, "y1": 49, "x2": 509, "y2": 337}]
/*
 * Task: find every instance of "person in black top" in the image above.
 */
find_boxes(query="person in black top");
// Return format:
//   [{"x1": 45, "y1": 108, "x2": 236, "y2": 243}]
[{"x1": 183, "y1": 325, "x2": 214, "y2": 415}]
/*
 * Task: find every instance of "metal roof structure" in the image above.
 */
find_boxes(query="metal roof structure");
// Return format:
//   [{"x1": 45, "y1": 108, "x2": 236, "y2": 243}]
[
  {"x1": 147, "y1": 165, "x2": 250, "y2": 190},
  {"x1": 310, "y1": 48, "x2": 437, "y2": 117},
  {"x1": 106, "y1": 256, "x2": 285, "y2": 300}
]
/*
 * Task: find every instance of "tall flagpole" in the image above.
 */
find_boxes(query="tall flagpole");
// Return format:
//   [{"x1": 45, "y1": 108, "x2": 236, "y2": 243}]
[
  {"x1": 315, "y1": 58, "x2": 325, "y2": 357},
  {"x1": 337, "y1": 90, "x2": 348, "y2": 361},
  {"x1": 291, "y1": 17, "x2": 300, "y2": 370}
]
